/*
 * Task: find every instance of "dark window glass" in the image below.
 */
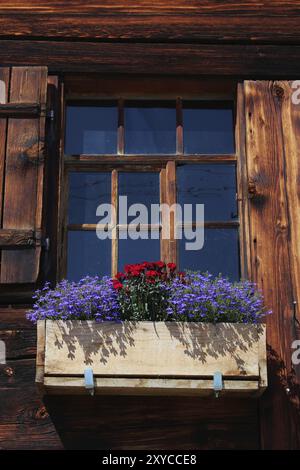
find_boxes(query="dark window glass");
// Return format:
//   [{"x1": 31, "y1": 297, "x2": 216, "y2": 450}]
[
  {"x1": 177, "y1": 164, "x2": 237, "y2": 221},
  {"x1": 118, "y1": 172, "x2": 160, "y2": 224},
  {"x1": 118, "y1": 230, "x2": 160, "y2": 270},
  {"x1": 183, "y1": 102, "x2": 234, "y2": 154},
  {"x1": 68, "y1": 172, "x2": 111, "y2": 224},
  {"x1": 65, "y1": 104, "x2": 118, "y2": 154},
  {"x1": 125, "y1": 101, "x2": 176, "y2": 154},
  {"x1": 67, "y1": 231, "x2": 111, "y2": 281},
  {"x1": 179, "y1": 228, "x2": 239, "y2": 280}
]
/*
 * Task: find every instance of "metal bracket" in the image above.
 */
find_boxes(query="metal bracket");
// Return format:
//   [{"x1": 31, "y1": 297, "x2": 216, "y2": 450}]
[
  {"x1": 84, "y1": 367, "x2": 94, "y2": 396},
  {"x1": 213, "y1": 371, "x2": 223, "y2": 398}
]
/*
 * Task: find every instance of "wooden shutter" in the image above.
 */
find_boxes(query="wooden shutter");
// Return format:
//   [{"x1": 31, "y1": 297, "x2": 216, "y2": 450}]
[
  {"x1": 0, "y1": 66, "x2": 47, "y2": 284},
  {"x1": 243, "y1": 81, "x2": 300, "y2": 449}
]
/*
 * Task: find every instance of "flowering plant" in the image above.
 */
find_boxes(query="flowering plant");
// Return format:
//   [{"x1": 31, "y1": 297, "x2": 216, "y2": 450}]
[
  {"x1": 113, "y1": 261, "x2": 182, "y2": 321},
  {"x1": 26, "y1": 276, "x2": 120, "y2": 323},
  {"x1": 27, "y1": 262, "x2": 270, "y2": 324}
]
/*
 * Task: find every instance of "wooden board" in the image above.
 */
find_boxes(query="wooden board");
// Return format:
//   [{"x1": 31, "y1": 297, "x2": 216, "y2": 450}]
[
  {"x1": 2, "y1": 41, "x2": 300, "y2": 76},
  {"x1": 244, "y1": 80, "x2": 300, "y2": 449},
  {"x1": 43, "y1": 376, "x2": 261, "y2": 397},
  {"x1": 42, "y1": 321, "x2": 266, "y2": 381},
  {"x1": 0, "y1": 66, "x2": 47, "y2": 283},
  {"x1": 1, "y1": 1, "x2": 300, "y2": 44}
]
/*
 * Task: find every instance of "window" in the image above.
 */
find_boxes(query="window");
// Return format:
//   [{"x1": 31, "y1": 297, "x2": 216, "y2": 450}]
[{"x1": 61, "y1": 79, "x2": 239, "y2": 281}]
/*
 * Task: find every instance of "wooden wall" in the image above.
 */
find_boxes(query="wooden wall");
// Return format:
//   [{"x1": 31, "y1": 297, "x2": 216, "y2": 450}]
[
  {"x1": 1, "y1": 0, "x2": 300, "y2": 450},
  {"x1": 1, "y1": 1, "x2": 300, "y2": 75}
]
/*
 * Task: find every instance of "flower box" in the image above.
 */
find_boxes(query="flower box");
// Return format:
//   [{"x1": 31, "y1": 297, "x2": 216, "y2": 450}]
[{"x1": 36, "y1": 320, "x2": 267, "y2": 397}]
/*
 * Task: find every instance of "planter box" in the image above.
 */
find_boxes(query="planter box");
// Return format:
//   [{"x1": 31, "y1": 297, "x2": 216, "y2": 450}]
[{"x1": 36, "y1": 320, "x2": 267, "y2": 397}]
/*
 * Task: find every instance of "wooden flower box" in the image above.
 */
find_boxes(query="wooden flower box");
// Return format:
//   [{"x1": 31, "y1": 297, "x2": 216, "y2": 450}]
[{"x1": 36, "y1": 320, "x2": 267, "y2": 397}]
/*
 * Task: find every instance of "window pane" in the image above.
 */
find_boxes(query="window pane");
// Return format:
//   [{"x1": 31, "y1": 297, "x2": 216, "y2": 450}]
[
  {"x1": 183, "y1": 102, "x2": 234, "y2": 154},
  {"x1": 177, "y1": 164, "x2": 237, "y2": 221},
  {"x1": 68, "y1": 172, "x2": 111, "y2": 224},
  {"x1": 118, "y1": 172, "x2": 160, "y2": 224},
  {"x1": 179, "y1": 228, "x2": 239, "y2": 280},
  {"x1": 125, "y1": 101, "x2": 176, "y2": 154},
  {"x1": 67, "y1": 231, "x2": 111, "y2": 281},
  {"x1": 65, "y1": 104, "x2": 118, "y2": 154},
  {"x1": 118, "y1": 230, "x2": 160, "y2": 270}
]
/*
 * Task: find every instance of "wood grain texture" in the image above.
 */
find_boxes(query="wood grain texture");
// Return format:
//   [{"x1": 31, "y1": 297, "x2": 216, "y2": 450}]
[
  {"x1": 244, "y1": 81, "x2": 300, "y2": 449},
  {"x1": 0, "y1": 68, "x2": 9, "y2": 228},
  {"x1": 0, "y1": 307, "x2": 32, "y2": 329},
  {"x1": 0, "y1": 103, "x2": 42, "y2": 117},
  {"x1": 1, "y1": 41, "x2": 300, "y2": 76},
  {"x1": 43, "y1": 394, "x2": 260, "y2": 450},
  {"x1": 0, "y1": 229, "x2": 37, "y2": 247},
  {"x1": 0, "y1": 358, "x2": 63, "y2": 450},
  {"x1": 43, "y1": 376, "x2": 261, "y2": 397},
  {"x1": 0, "y1": 66, "x2": 47, "y2": 283},
  {"x1": 0, "y1": 309, "x2": 260, "y2": 449},
  {"x1": 1, "y1": 1, "x2": 300, "y2": 43},
  {"x1": 40, "y1": 321, "x2": 266, "y2": 396}
]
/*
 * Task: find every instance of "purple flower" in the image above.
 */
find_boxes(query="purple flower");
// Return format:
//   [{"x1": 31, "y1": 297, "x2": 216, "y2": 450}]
[{"x1": 27, "y1": 272, "x2": 270, "y2": 324}]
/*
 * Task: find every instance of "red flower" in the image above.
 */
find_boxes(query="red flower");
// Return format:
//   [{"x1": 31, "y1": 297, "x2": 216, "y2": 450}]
[
  {"x1": 141, "y1": 261, "x2": 153, "y2": 270},
  {"x1": 130, "y1": 270, "x2": 141, "y2": 277},
  {"x1": 112, "y1": 280, "x2": 123, "y2": 290},
  {"x1": 167, "y1": 263, "x2": 176, "y2": 271},
  {"x1": 178, "y1": 271, "x2": 186, "y2": 277},
  {"x1": 115, "y1": 272, "x2": 125, "y2": 280},
  {"x1": 154, "y1": 261, "x2": 166, "y2": 270},
  {"x1": 146, "y1": 270, "x2": 158, "y2": 277}
]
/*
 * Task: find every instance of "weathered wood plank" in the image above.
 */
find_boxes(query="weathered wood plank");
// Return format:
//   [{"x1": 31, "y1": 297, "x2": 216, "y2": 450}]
[
  {"x1": 1, "y1": 2, "x2": 300, "y2": 43},
  {"x1": 244, "y1": 80, "x2": 300, "y2": 449},
  {"x1": 279, "y1": 82, "x2": 300, "y2": 388},
  {"x1": 43, "y1": 394, "x2": 259, "y2": 450},
  {"x1": 0, "y1": 103, "x2": 42, "y2": 117},
  {"x1": 1, "y1": 66, "x2": 47, "y2": 283},
  {"x1": 0, "y1": 229, "x2": 37, "y2": 248},
  {"x1": 0, "y1": 308, "x2": 31, "y2": 330},
  {"x1": 0, "y1": 329, "x2": 36, "y2": 359},
  {"x1": 1, "y1": 41, "x2": 300, "y2": 76},
  {"x1": 0, "y1": 358, "x2": 63, "y2": 450},
  {"x1": 0, "y1": 68, "x2": 9, "y2": 227},
  {"x1": 43, "y1": 376, "x2": 261, "y2": 397},
  {"x1": 43, "y1": 321, "x2": 265, "y2": 379}
]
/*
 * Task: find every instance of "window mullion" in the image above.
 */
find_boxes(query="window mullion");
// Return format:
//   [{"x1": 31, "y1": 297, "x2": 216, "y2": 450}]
[
  {"x1": 176, "y1": 97, "x2": 183, "y2": 155},
  {"x1": 166, "y1": 161, "x2": 177, "y2": 265},
  {"x1": 111, "y1": 169, "x2": 118, "y2": 276},
  {"x1": 117, "y1": 98, "x2": 124, "y2": 155}
]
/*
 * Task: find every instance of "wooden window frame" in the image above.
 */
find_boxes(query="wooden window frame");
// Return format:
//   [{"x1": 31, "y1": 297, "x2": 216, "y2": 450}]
[{"x1": 57, "y1": 76, "x2": 246, "y2": 281}]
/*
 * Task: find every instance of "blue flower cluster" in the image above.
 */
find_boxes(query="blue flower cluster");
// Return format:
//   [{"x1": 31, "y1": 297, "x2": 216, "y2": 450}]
[
  {"x1": 26, "y1": 276, "x2": 121, "y2": 323},
  {"x1": 26, "y1": 272, "x2": 270, "y2": 324},
  {"x1": 165, "y1": 273, "x2": 271, "y2": 323}
]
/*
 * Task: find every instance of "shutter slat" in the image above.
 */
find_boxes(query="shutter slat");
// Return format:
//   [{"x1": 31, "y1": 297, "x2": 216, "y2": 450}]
[
  {"x1": 0, "y1": 66, "x2": 47, "y2": 284},
  {"x1": 0, "y1": 102, "x2": 43, "y2": 117}
]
